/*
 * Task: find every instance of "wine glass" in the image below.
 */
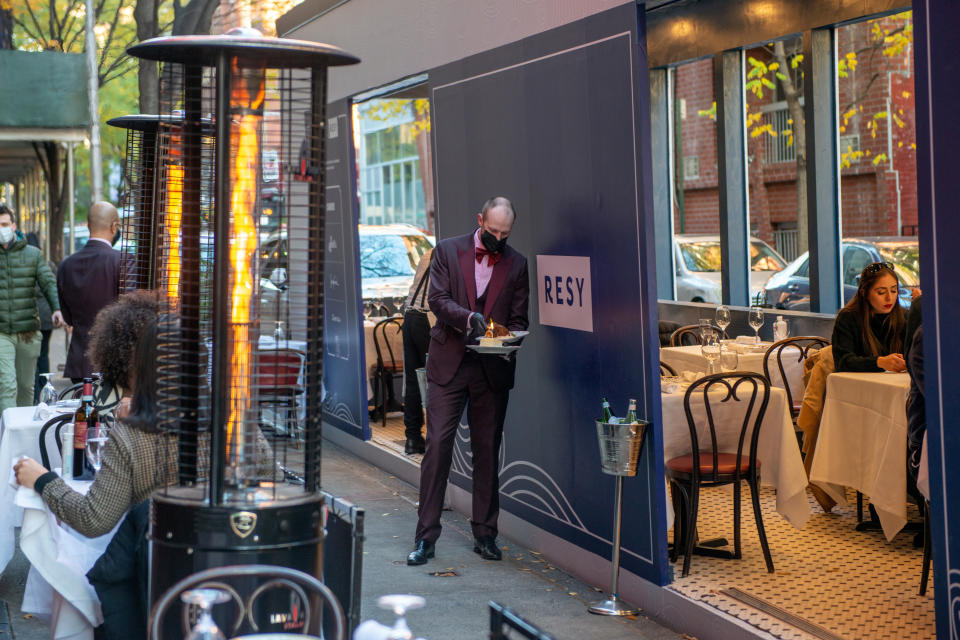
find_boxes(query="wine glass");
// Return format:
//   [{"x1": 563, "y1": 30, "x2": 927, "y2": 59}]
[
  {"x1": 748, "y1": 305, "x2": 765, "y2": 344},
  {"x1": 181, "y1": 588, "x2": 230, "y2": 640},
  {"x1": 273, "y1": 320, "x2": 286, "y2": 342},
  {"x1": 85, "y1": 423, "x2": 110, "y2": 473},
  {"x1": 363, "y1": 302, "x2": 373, "y2": 321},
  {"x1": 39, "y1": 373, "x2": 57, "y2": 406},
  {"x1": 715, "y1": 305, "x2": 731, "y2": 337},
  {"x1": 698, "y1": 319, "x2": 713, "y2": 343},
  {"x1": 378, "y1": 594, "x2": 425, "y2": 640},
  {"x1": 700, "y1": 332, "x2": 721, "y2": 374},
  {"x1": 720, "y1": 346, "x2": 739, "y2": 372}
]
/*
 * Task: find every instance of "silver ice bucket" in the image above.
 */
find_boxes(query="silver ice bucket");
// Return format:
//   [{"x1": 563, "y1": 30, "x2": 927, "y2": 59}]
[
  {"x1": 416, "y1": 367, "x2": 428, "y2": 408},
  {"x1": 595, "y1": 420, "x2": 648, "y2": 477}
]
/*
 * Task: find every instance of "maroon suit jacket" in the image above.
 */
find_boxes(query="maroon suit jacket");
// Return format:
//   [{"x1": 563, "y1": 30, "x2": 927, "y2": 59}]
[{"x1": 426, "y1": 232, "x2": 529, "y2": 391}]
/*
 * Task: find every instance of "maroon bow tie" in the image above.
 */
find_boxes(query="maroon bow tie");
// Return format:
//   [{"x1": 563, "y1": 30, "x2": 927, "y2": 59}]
[{"x1": 475, "y1": 246, "x2": 502, "y2": 265}]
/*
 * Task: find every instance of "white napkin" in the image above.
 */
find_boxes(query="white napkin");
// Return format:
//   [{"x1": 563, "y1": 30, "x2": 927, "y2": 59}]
[
  {"x1": 661, "y1": 381, "x2": 679, "y2": 394},
  {"x1": 681, "y1": 370, "x2": 705, "y2": 383},
  {"x1": 32, "y1": 403, "x2": 50, "y2": 422},
  {"x1": 9, "y1": 455, "x2": 26, "y2": 489},
  {"x1": 736, "y1": 335, "x2": 756, "y2": 345}
]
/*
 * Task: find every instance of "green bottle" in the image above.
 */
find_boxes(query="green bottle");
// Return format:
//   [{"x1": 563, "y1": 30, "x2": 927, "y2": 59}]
[
  {"x1": 601, "y1": 397, "x2": 616, "y2": 423},
  {"x1": 624, "y1": 399, "x2": 638, "y2": 425}
]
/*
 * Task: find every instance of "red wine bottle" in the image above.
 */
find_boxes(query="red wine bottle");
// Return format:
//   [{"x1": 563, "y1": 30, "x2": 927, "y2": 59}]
[{"x1": 72, "y1": 378, "x2": 95, "y2": 479}]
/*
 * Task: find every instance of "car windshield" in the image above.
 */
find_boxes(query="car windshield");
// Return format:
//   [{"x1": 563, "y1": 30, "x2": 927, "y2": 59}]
[
  {"x1": 679, "y1": 240, "x2": 786, "y2": 272},
  {"x1": 876, "y1": 242, "x2": 921, "y2": 286},
  {"x1": 359, "y1": 233, "x2": 432, "y2": 278}
]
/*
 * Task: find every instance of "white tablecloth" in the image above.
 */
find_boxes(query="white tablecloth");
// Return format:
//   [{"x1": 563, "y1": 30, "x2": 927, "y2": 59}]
[
  {"x1": 0, "y1": 406, "x2": 54, "y2": 574},
  {"x1": 662, "y1": 384, "x2": 810, "y2": 530},
  {"x1": 660, "y1": 343, "x2": 805, "y2": 404},
  {"x1": 918, "y1": 432, "x2": 929, "y2": 501},
  {"x1": 809, "y1": 371, "x2": 911, "y2": 541},
  {"x1": 16, "y1": 479, "x2": 117, "y2": 640}
]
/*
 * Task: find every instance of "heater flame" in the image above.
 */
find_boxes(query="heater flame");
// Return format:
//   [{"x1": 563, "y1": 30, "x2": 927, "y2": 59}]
[
  {"x1": 165, "y1": 159, "x2": 183, "y2": 304},
  {"x1": 225, "y1": 64, "x2": 265, "y2": 472}
]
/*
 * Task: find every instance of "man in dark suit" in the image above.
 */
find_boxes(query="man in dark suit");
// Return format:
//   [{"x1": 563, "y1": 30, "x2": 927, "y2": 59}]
[
  {"x1": 408, "y1": 196, "x2": 529, "y2": 565},
  {"x1": 57, "y1": 202, "x2": 122, "y2": 381}
]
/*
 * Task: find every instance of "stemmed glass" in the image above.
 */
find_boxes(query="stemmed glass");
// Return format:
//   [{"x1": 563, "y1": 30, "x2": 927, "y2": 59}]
[
  {"x1": 273, "y1": 320, "x2": 286, "y2": 342},
  {"x1": 34, "y1": 373, "x2": 58, "y2": 420},
  {"x1": 720, "y1": 347, "x2": 739, "y2": 372},
  {"x1": 182, "y1": 588, "x2": 230, "y2": 640},
  {"x1": 377, "y1": 594, "x2": 426, "y2": 640},
  {"x1": 85, "y1": 422, "x2": 110, "y2": 473},
  {"x1": 363, "y1": 302, "x2": 373, "y2": 321},
  {"x1": 748, "y1": 306, "x2": 765, "y2": 344},
  {"x1": 700, "y1": 332, "x2": 721, "y2": 374},
  {"x1": 715, "y1": 305, "x2": 731, "y2": 337}
]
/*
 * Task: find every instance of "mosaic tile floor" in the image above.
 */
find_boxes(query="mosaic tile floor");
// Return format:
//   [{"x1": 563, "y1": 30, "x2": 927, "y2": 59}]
[
  {"x1": 667, "y1": 484, "x2": 935, "y2": 639},
  {"x1": 370, "y1": 414, "x2": 424, "y2": 463}
]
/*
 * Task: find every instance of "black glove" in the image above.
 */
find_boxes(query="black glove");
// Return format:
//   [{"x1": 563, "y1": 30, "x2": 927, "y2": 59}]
[{"x1": 468, "y1": 312, "x2": 486, "y2": 339}]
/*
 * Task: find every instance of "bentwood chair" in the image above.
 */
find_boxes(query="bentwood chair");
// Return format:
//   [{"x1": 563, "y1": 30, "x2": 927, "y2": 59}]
[
  {"x1": 148, "y1": 564, "x2": 345, "y2": 640},
  {"x1": 666, "y1": 372, "x2": 774, "y2": 577},
  {"x1": 660, "y1": 361, "x2": 678, "y2": 377},
  {"x1": 920, "y1": 499, "x2": 932, "y2": 595},
  {"x1": 38, "y1": 413, "x2": 71, "y2": 469},
  {"x1": 255, "y1": 348, "x2": 306, "y2": 441},
  {"x1": 489, "y1": 601, "x2": 556, "y2": 640},
  {"x1": 761, "y1": 336, "x2": 830, "y2": 424},
  {"x1": 371, "y1": 316, "x2": 404, "y2": 426},
  {"x1": 669, "y1": 324, "x2": 728, "y2": 347}
]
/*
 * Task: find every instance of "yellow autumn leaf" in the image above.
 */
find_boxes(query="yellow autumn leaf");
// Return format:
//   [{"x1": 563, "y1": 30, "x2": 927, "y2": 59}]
[
  {"x1": 898, "y1": 141, "x2": 903, "y2": 148},
  {"x1": 902, "y1": 91, "x2": 911, "y2": 99}
]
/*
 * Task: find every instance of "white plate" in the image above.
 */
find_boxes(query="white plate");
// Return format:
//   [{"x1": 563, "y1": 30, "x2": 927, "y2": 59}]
[
  {"x1": 499, "y1": 330, "x2": 529, "y2": 344},
  {"x1": 466, "y1": 344, "x2": 522, "y2": 355}
]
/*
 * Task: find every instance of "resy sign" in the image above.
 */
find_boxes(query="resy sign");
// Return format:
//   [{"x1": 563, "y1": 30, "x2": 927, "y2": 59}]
[{"x1": 536, "y1": 255, "x2": 593, "y2": 332}]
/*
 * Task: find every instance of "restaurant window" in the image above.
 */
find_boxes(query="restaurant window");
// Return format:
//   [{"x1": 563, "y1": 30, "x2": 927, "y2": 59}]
[
  {"x1": 836, "y1": 11, "x2": 919, "y2": 304},
  {"x1": 743, "y1": 34, "x2": 801, "y2": 305},
  {"x1": 673, "y1": 58, "x2": 722, "y2": 303},
  {"x1": 352, "y1": 83, "x2": 434, "y2": 234}
]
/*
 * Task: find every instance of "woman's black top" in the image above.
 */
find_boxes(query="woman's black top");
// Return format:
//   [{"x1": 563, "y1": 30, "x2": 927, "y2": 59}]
[{"x1": 832, "y1": 308, "x2": 899, "y2": 372}]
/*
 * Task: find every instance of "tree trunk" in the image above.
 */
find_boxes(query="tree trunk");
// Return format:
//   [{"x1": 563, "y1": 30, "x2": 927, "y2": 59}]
[
  {"x1": 0, "y1": 5, "x2": 13, "y2": 49},
  {"x1": 173, "y1": 0, "x2": 219, "y2": 36},
  {"x1": 773, "y1": 41, "x2": 808, "y2": 251},
  {"x1": 135, "y1": 0, "x2": 159, "y2": 113}
]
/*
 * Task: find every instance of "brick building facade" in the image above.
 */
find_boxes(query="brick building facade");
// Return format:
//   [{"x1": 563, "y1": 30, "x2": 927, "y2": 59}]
[{"x1": 673, "y1": 13, "x2": 916, "y2": 261}]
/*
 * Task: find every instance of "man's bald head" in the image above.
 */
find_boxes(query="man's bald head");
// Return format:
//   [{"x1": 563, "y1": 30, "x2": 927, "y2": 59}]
[{"x1": 88, "y1": 202, "x2": 119, "y2": 240}]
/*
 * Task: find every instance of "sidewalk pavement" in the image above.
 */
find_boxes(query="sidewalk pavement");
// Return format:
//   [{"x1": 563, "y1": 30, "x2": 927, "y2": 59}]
[
  {"x1": 320, "y1": 441, "x2": 683, "y2": 640},
  {"x1": 1, "y1": 329, "x2": 685, "y2": 639}
]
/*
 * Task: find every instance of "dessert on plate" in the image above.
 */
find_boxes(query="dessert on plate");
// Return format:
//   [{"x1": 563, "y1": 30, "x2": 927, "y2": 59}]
[{"x1": 478, "y1": 321, "x2": 513, "y2": 347}]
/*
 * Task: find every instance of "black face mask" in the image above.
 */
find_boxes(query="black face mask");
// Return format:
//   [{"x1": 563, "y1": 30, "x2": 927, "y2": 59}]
[
  {"x1": 480, "y1": 229, "x2": 507, "y2": 254},
  {"x1": 112, "y1": 229, "x2": 121, "y2": 246}
]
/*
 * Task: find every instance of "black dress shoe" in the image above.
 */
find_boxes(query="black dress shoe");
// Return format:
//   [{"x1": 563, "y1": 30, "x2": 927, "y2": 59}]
[
  {"x1": 407, "y1": 540, "x2": 435, "y2": 565},
  {"x1": 405, "y1": 436, "x2": 426, "y2": 455},
  {"x1": 473, "y1": 535, "x2": 502, "y2": 561}
]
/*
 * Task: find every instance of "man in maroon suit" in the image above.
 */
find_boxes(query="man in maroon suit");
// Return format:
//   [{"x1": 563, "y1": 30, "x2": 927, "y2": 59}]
[{"x1": 408, "y1": 196, "x2": 529, "y2": 565}]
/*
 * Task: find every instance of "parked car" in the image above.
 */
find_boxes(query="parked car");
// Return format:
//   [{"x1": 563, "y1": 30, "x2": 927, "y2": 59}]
[
  {"x1": 674, "y1": 234, "x2": 787, "y2": 304},
  {"x1": 761, "y1": 237, "x2": 920, "y2": 310}
]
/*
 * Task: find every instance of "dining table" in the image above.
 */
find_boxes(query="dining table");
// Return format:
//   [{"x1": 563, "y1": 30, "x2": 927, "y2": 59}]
[
  {"x1": 809, "y1": 371, "x2": 912, "y2": 541},
  {"x1": 660, "y1": 341, "x2": 805, "y2": 404},
  {"x1": 16, "y1": 477, "x2": 116, "y2": 640},
  {"x1": 661, "y1": 382, "x2": 811, "y2": 531},
  {"x1": 0, "y1": 406, "x2": 56, "y2": 575}
]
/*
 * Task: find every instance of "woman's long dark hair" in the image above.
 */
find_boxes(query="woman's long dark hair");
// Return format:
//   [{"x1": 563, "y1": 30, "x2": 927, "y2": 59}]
[
  {"x1": 125, "y1": 317, "x2": 162, "y2": 433},
  {"x1": 841, "y1": 263, "x2": 906, "y2": 357}
]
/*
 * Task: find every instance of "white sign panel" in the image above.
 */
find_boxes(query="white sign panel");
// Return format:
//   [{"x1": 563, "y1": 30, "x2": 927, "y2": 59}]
[{"x1": 536, "y1": 255, "x2": 593, "y2": 333}]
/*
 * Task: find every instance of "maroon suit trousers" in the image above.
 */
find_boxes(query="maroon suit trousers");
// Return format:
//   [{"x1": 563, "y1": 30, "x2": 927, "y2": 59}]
[{"x1": 415, "y1": 352, "x2": 509, "y2": 543}]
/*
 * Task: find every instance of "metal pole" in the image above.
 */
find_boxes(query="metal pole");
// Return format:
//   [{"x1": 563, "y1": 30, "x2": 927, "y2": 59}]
[
  {"x1": 85, "y1": 0, "x2": 103, "y2": 202},
  {"x1": 209, "y1": 52, "x2": 232, "y2": 506},
  {"x1": 587, "y1": 475, "x2": 638, "y2": 616},
  {"x1": 67, "y1": 143, "x2": 74, "y2": 259}
]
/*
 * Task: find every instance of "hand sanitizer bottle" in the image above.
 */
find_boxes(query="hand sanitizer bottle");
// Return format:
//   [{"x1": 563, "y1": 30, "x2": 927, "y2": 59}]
[{"x1": 774, "y1": 315, "x2": 788, "y2": 342}]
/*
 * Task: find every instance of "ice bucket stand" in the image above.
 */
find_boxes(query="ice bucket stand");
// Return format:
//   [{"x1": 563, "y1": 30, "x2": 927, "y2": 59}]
[{"x1": 588, "y1": 419, "x2": 648, "y2": 616}]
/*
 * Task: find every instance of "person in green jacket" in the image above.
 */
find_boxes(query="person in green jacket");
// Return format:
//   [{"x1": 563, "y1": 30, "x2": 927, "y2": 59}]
[{"x1": 0, "y1": 204, "x2": 63, "y2": 412}]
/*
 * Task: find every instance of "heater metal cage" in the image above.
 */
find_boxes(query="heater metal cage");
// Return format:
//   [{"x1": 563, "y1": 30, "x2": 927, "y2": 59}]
[
  {"x1": 108, "y1": 114, "x2": 161, "y2": 292},
  {"x1": 129, "y1": 33, "x2": 359, "y2": 506}
]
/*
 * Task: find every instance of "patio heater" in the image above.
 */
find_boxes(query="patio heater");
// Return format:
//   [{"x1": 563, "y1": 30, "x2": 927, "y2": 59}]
[
  {"x1": 127, "y1": 30, "x2": 358, "y2": 635},
  {"x1": 106, "y1": 114, "x2": 161, "y2": 290}
]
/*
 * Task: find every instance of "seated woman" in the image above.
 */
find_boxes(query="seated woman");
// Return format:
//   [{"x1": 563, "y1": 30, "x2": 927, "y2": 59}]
[
  {"x1": 14, "y1": 314, "x2": 276, "y2": 537},
  {"x1": 86, "y1": 290, "x2": 159, "y2": 416},
  {"x1": 832, "y1": 261, "x2": 907, "y2": 373}
]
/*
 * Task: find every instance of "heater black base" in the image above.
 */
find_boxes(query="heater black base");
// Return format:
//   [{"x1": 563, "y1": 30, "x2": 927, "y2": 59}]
[{"x1": 150, "y1": 487, "x2": 324, "y2": 637}]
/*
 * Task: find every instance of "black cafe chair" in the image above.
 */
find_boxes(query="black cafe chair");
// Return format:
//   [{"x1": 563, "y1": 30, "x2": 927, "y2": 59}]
[
  {"x1": 148, "y1": 564, "x2": 345, "y2": 640},
  {"x1": 38, "y1": 413, "x2": 72, "y2": 469},
  {"x1": 371, "y1": 316, "x2": 404, "y2": 426},
  {"x1": 920, "y1": 499, "x2": 932, "y2": 595},
  {"x1": 669, "y1": 323, "x2": 728, "y2": 347},
  {"x1": 489, "y1": 601, "x2": 555, "y2": 640},
  {"x1": 761, "y1": 336, "x2": 830, "y2": 424},
  {"x1": 660, "y1": 361, "x2": 678, "y2": 377},
  {"x1": 666, "y1": 372, "x2": 774, "y2": 577},
  {"x1": 58, "y1": 382, "x2": 83, "y2": 401}
]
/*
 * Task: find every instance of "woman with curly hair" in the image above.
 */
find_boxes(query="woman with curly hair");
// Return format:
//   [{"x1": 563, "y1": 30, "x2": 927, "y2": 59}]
[{"x1": 85, "y1": 289, "x2": 159, "y2": 415}]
